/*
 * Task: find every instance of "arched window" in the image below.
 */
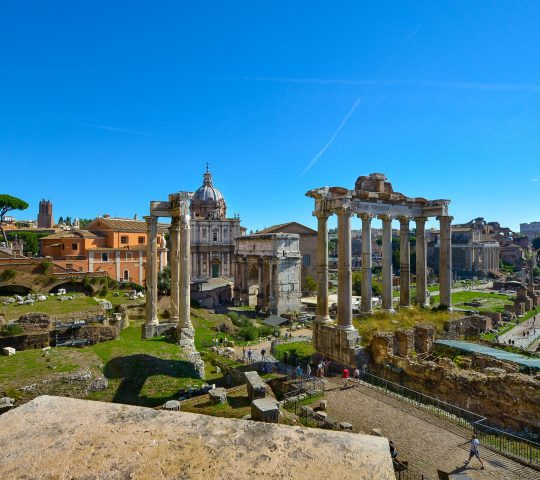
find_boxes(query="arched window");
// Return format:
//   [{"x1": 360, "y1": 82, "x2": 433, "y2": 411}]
[{"x1": 123, "y1": 269, "x2": 129, "y2": 281}]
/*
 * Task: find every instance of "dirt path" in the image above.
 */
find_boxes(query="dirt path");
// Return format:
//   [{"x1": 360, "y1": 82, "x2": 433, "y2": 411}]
[
  {"x1": 322, "y1": 378, "x2": 540, "y2": 480},
  {"x1": 499, "y1": 314, "x2": 540, "y2": 351}
]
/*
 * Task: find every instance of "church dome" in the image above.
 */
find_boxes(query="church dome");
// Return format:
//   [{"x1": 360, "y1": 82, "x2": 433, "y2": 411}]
[
  {"x1": 193, "y1": 173, "x2": 224, "y2": 203},
  {"x1": 191, "y1": 167, "x2": 227, "y2": 219}
]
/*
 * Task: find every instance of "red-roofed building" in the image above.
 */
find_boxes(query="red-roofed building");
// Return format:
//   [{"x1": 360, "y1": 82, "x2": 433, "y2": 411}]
[{"x1": 40, "y1": 216, "x2": 168, "y2": 285}]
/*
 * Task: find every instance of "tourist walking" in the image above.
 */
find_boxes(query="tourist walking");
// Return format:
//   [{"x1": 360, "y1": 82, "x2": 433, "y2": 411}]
[
  {"x1": 242, "y1": 347, "x2": 246, "y2": 362},
  {"x1": 306, "y1": 363, "x2": 311, "y2": 378},
  {"x1": 261, "y1": 348, "x2": 267, "y2": 360},
  {"x1": 247, "y1": 348, "x2": 253, "y2": 364},
  {"x1": 353, "y1": 367, "x2": 360, "y2": 385},
  {"x1": 317, "y1": 361, "x2": 324, "y2": 378},
  {"x1": 463, "y1": 434, "x2": 484, "y2": 470},
  {"x1": 342, "y1": 367, "x2": 350, "y2": 387}
]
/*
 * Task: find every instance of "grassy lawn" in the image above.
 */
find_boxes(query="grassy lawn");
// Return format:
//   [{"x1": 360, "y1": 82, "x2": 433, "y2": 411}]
[
  {"x1": 0, "y1": 294, "x2": 103, "y2": 321},
  {"x1": 354, "y1": 306, "x2": 456, "y2": 344},
  {"x1": 274, "y1": 341, "x2": 315, "y2": 365},
  {"x1": 430, "y1": 291, "x2": 513, "y2": 313},
  {"x1": 181, "y1": 384, "x2": 252, "y2": 419},
  {"x1": 0, "y1": 347, "x2": 96, "y2": 396},
  {"x1": 0, "y1": 289, "x2": 141, "y2": 321}
]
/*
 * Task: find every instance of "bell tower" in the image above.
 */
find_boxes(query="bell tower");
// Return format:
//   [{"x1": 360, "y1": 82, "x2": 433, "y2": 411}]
[{"x1": 37, "y1": 199, "x2": 54, "y2": 228}]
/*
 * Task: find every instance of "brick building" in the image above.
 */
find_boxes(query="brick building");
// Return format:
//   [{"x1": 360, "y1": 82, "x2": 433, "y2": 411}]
[{"x1": 40, "y1": 216, "x2": 167, "y2": 285}]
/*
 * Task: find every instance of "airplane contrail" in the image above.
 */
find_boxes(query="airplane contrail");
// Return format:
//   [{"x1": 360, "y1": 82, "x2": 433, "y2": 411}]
[{"x1": 300, "y1": 97, "x2": 362, "y2": 176}]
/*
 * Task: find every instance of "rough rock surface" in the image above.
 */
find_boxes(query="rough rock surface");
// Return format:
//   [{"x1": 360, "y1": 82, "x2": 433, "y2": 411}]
[
  {"x1": 17, "y1": 312, "x2": 51, "y2": 332},
  {"x1": 0, "y1": 396, "x2": 394, "y2": 479}
]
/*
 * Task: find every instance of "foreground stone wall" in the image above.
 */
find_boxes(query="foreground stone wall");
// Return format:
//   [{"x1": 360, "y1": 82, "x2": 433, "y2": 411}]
[{"x1": 0, "y1": 396, "x2": 394, "y2": 480}]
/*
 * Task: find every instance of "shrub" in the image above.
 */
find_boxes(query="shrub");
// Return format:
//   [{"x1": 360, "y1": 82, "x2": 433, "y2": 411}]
[
  {"x1": 98, "y1": 287, "x2": 108, "y2": 296},
  {"x1": 227, "y1": 311, "x2": 239, "y2": 323},
  {"x1": 238, "y1": 324, "x2": 259, "y2": 341},
  {"x1": 162, "y1": 308, "x2": 170, "y2": 319},
  {"x1": 41, "y1": 261, "x2": 53, "y2": 274},
  {"x1": 0, "y1": 269, "x2": 16, "y2": 282},
  {"x1": 0, "y1": 324, "x2": 24, "y2": 336}
]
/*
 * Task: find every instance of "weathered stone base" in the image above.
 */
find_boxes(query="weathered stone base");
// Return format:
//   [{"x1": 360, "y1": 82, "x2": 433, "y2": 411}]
[
  {"x1": 142, "y1": 322, "x2": 177, "y2": 339},
  {"x1": 313, "y1": 322, "x2": 362, "y2": 367},
  {"x1": 178, "y1": 325, "x2": 205, "y2": 379},
  {"x1": 251, "y1": 398, "x2": 280, "y2": 423}
]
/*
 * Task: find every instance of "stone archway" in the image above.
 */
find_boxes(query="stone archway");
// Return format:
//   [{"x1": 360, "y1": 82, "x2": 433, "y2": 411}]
[
  {"x1": 49, "y1": 281, "x2": 93, "y2": 295},
  {"x1": 248, "y1": 265, "x2": 259, "y2": 307},
  {"x1": 0, "y1": 285, "x2": 31, "y2": 296},
  {"x1": 210, "y1": 257, "x2": 222, "y2": 278}
]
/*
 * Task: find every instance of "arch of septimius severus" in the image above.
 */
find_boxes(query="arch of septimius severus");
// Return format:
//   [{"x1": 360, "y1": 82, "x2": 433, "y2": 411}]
[{"x1": 306, "y1": 173, "x2": 452, "y2": 366}]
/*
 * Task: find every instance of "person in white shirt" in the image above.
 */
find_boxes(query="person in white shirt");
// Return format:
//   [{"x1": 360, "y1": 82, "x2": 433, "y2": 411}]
[{"x1": 464, "y1": 434, "x2": 484, "y2": 469}]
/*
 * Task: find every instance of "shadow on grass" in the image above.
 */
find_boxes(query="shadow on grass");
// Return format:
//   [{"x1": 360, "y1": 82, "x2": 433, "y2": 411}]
[
  {"x1": 227, "y1": 395, "x2": 251, "y2": 409},
  {"x1": 103, "y1": 354, "x2": 199, "y2": 407}
]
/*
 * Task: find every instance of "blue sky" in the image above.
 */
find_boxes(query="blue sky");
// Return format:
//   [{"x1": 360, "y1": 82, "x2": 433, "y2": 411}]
[{"x1": 1, "y1": 1, "x2": 540, "y2": 232}]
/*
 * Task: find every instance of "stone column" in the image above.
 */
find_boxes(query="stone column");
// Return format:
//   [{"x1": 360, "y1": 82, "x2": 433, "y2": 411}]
[
  {"x1": 337, "y1": 207, "x2": 353, "y2": 329},
  {"x1": 178, "y1": 210, "x2": 194, "y2": 345},
  {"x1": 415, "y1": 217, "x2": 429, "y2": 307},
  {"x1": 169, "y1": 218, "x2": 180, "y2": 323},
  {"x1": 315, "y1": 212, "x2": 331, "y2": 323},
  {"x1": 241, "y1": 258, "x2": 249, "y2": 304},
  {"x1": 257, "y1": 260, "x2": 263, "y2": 308},
  {"x1": 438, "y1": 215, "x2": 453, "y2": 309},
  {"x1": 359, "y1": 213, "x2": 373, "y2": 315},
  {"x1": 398, "y1": 216, "x2": 411, "y2": 308},
  {"x1": 268, "y1": 259, "x2": 276, "y2": 313},
  {"x1": 379, "y1": 214, "x2": 394, "y2": 312},
  {"x1": 144, "y1": 216, "x2": 159, "y2": 327}
]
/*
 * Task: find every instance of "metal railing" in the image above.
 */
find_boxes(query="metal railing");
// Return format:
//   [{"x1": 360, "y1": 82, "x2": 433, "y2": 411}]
[{"x1": 360, "y1": 371, "x2": 540, "y2": 468}]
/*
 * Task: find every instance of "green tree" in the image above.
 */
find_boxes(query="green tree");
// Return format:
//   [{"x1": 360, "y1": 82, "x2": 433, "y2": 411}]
[
  {"x1": 158, "y1": 265, "x2": 171, "y2": 294},
  {"x1": 58, "y1": 216, "x2": 64, "y2": 224},
  {"x1": 352, "y1": 271, "x2": 363, "y2": 296},
  {"x1": 304, "y1": 275, "x2": 317, "y2": 294},
  {"x1": 0, "y1": 194, "x2": 29, "y2": 245}
]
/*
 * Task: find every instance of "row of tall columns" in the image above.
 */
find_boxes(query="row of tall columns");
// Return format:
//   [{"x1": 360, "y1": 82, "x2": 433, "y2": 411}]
[
  {"x1": 415, "y1": 217, "x2": 429, "y2": 307},
  {"x1": 438, "y1": 215, "x2": 453, "y2": 308},
  {"x1": 179, "y1": 213, "x2": 194, "y2": 338},
  {"x1": 359, "y1": 213, "x2": 372, "y2": 314},
  {"x1": 315, "y1": 213, "x2": 331, "y2": 323},
  {"x1": 379, "y1": 214, "x2": 394, "y2": 311},
  {"x1": 313, "y1": 211, "x2": 452, "y2": 320},
  {"x1": 145, "y1": 211, "x2": 193, "y2": 339},
  {"x1": 145, "y1": 216, "x2": 159, "y2": 325},
  {"x1": 337, "y1": 207, "x2": 353, "y2": 330},
  {"x1": 399, "y1": 216, "x2": 411, "y2": 309},
  {"x1": 169, "y1": 218, "x2": 180, "y2": 323}
]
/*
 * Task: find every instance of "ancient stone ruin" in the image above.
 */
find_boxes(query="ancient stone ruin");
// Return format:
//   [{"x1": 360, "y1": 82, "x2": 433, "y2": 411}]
[
  {"x1": 306, "y1": 173, "x2": 452, "y2": 366},
  {"x1": 144, "y1": 192, "x2": 205, "y2": 378}
]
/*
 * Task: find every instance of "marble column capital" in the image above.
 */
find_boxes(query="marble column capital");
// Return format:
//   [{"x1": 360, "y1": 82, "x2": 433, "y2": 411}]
[
  {"x1": 437, "y1": 215, "x2": 454, "y2": 223},
  {"x1": 169, "y1": 218, "x2": 181, "y2": 232},
  {"x1": 335, "y1": 205, "x2": 352, "y2": 217},
  {"x1": 397, "y1": 216, "x2": 410, "y2": 225},
  {"x1": 144, "y1": 215, "x2": 159, "y2": 227},
  {"x1": 179, "y1": 214, "x2": 191, "y2": 227},
  {"x1": 314, "y1": 210, "x2": 331, "y2": 220},
  {"x1": 414, "y1": 216, "x2": 428, "y2": 226},
  {"x1": 377, "y1": 214, "x2": 393, "y2": 222},
  {"x1": 358, "y1": 212, "x2": 374, "y2": 221}
]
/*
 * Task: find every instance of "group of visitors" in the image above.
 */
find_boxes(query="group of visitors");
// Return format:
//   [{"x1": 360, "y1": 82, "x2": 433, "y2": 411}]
[
  {"x1": 342, "y1": 367, "x2": 361, "y2": 387},
  {"x1": 211, "y1": 337, "x2": 229, "y2": 347}
]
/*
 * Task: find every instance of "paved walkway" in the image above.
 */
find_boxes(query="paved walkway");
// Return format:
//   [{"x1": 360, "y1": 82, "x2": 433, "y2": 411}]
[
  {"x1": 321, "y1": 378, "x2": 540, "y2": 480},
  {"x1": 499, "y1": 314, "x2": 540, "y2": 351}
]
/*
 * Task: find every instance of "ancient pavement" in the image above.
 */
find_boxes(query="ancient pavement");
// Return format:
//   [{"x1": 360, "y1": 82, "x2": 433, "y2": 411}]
[
  {"x1": 500, "y1": 313, "x2": 540, "y2": 351},
  {"x1": 322, "y1": 378, "x2": 540, "y2": 480}
]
